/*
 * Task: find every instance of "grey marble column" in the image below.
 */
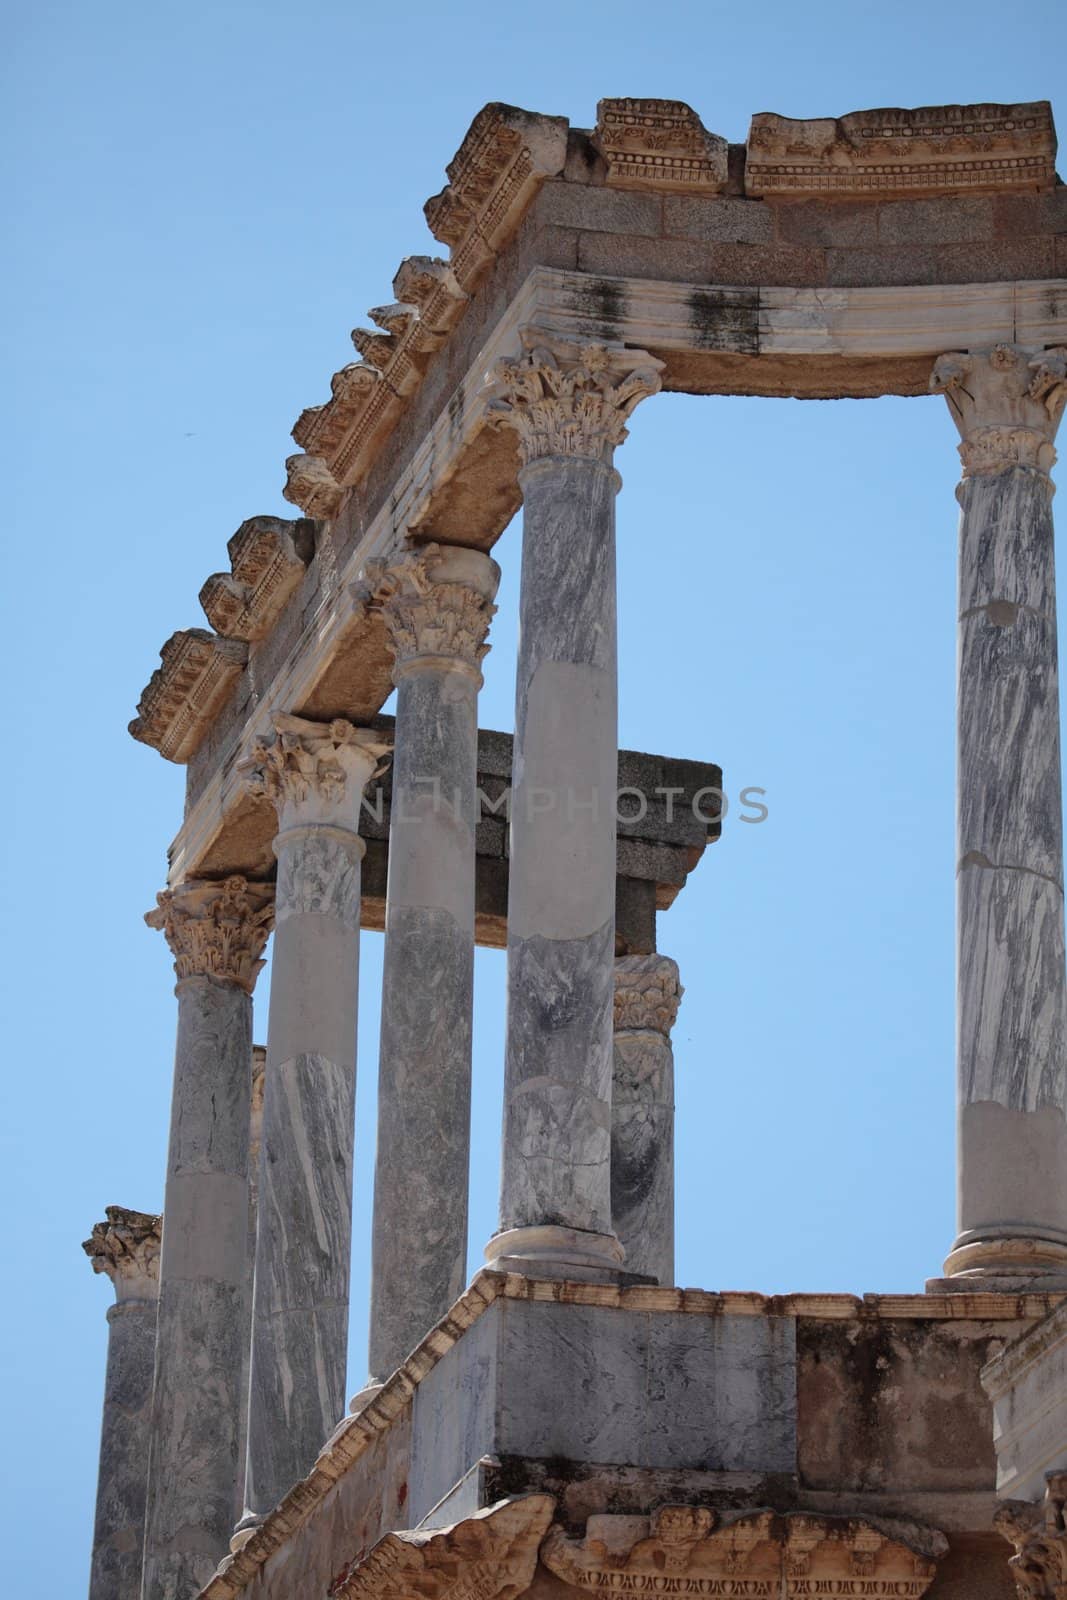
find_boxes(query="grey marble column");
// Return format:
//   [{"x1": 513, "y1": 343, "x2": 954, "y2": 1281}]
[
  {"x1": 237, "y1": 715, "x2": 390, "y2": 1534},
  {"x1": 140, "y1": 877, "x2": 273, "y2": 1600},
  {"x1": 352, "y1": 543, "x2": 499, "y2": 1395},
  {"x1": 931, "y1": 344, "x2": 1067, "y2": 1288},
  {"x1": 83, "y1": 1207, "x2": 161, "y2": 1600},
  {"x1": 482, "y1": 330, "x2": 663, "y2": 1278},
  {"x1": 612, "y1": 955, "x2": 683, "y2": 1286},
  {"x1": 234, "y1": 1044, "x2": 265, "y2": 1517}
]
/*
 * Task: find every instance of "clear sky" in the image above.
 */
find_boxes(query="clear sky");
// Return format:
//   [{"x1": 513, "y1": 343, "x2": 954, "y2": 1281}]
[{"x1": 4, "y1": 1, "x2": 1066, "y2": 1591}]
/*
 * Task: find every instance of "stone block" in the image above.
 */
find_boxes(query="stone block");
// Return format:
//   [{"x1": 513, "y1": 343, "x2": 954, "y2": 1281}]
[
  {"x1": 537, "y1": 180, "x2": 663, "y2": 238},
  {"x1": 576, "y1": 232, "x2": 713, "y2": 283},
  {"x1": 934, "y1": 237, "x2": 1057, "y2": 283},
  {"x1": 771, "y1": 200, "x2": 879, "y2": 248},
  {"x1": 876, "y1": 195, "x2": 996, "y2": 247},
  {"x1": 825, "y1": 246, "x2": 937, "y2": 287},
  {"x1": 662, "y1": 196, "x2": 775, "y2": 244},
  {"x1": 993, "y1": 188, "x2": 1067, "y2": 238},
  {"x1": 704, "y1": 243, "x2": 828, "y2": 287}
]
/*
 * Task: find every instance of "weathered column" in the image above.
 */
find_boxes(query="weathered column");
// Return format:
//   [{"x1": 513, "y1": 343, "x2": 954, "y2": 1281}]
[
  {"x1": 83, "y1": 1207, "x2": 161, "y2": 1600},
  {"x1": 483, "y1": 330, "x2": 663, "y2": 1278},
  {"x1": 141, "y1": 876, "x2": 273, "y2": 1600},
  {"x1": 355, "y1": 543, "x2": 499, "y2": 1393},
  {"x1": 238, "y1": 715, "x2": 390, "y2": 1531},
  {"x1": 612, "y1": 955, "x2": 683, "y2": 1285},
  {"x1": 235, "y1": 1044, "x2": 266, "y2": 1516},
  {"x1": 932, "y1": 344, "x2": 1067, "y2": 1287}
]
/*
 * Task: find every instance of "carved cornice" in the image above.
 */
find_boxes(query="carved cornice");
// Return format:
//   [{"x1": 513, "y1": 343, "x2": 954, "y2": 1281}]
[
  {"x1": 746, "y1": 101, "x2": 1057, "y2": 198},
  {"x1": 931, "y1": 344, "x2": 1067, "y2": 479},
  {"x1": 145, "y1": 875, "x2": 274, "y2": 992},
  {"x1": 424, "y1": 103, "x2": 568, "y2": 292},
  {"x1": 328, "y1": 1496, "x2": 555, "y2": 1600},
  {"x1": 996, "y1": 1475, "x2": 1067, "y2": 1597},
  {"x1": 83, "y1": 1206, "x2": 161, "y2": 1302},
  {"x1": 542, "y1": 1506, "x2": 945, "y2": 1597},
  {"x1": 593, "y1": 99, "x2": 728, "y2": 193},
  {"x1": 129, "y1": 629, "x2": 247, "y2": 764},
  {"x1": 614, "y1": 955, "x2": 684, "y2": 1035},
  {"x1": 283, "y1": 453, "x2": 344, "y2": 519},
  {"x1": 241, "y1": 713, "x2": 391, "y2": 834},
  {"x1": 200, "y1": 516, "x2": 314, "y2": 642},
  {"x1": 486, "y1": 328, "x2": 664, "y2": 466},
  {"x1": 352, "y1": 543, "x2": 500, "y2": 680}
]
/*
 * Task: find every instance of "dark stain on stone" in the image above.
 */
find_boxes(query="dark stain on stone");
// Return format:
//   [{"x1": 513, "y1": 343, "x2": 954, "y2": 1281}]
[
  {"x1": 576, "y1": 277, "x2": 626, "y2": 341},
  {"x1": 686, "y1": 288, "x2": 759, "y2": 354}
]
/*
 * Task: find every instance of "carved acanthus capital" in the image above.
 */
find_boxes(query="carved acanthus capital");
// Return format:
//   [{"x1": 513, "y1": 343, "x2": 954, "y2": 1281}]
[
  {"x1": 83, "y1": 1206, "x2": 162, "y2": 1303},
  {"x1": 241, "y1": 713, "x2": 391, "y2": 835},
  {"x1": 931, "y1": 345, "x2": 1067, "y2": 480},
  {"x1": 352, "y1": 543, "x2": 501, "y2": 681},
  {"x1": 328, "y1": 1495, "x2": 555, "y2": 1600},
  {"x1": 486, "y1": 329, "x2": 664, "y2": 467},
  {"x1": 145, "y1": 876, "x2": 274, "y2": 992},
  {"x1": 614, "y1": 955, "x2": 684, "y2": 1035},
  {"x1": 997, "y1": 1475, "x2": 1067, "y2": 1597},
  {"x1": 542, "y1": 1507, "x2": 945, "y2": 1597}
]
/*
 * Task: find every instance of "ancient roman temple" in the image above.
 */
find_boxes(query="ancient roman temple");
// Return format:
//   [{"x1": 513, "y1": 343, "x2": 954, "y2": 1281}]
[{"x1": 83, "y1": 97, "x2": 1067, "y2": 1598}]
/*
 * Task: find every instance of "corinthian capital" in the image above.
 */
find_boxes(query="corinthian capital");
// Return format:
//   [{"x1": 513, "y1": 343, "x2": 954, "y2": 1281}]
[
  {"x1": 241, "y1": 713, "x2": 391, "y2": 835},
  {"x1": 83, "y1": 1206, "x2": 162, "y2": 1303},
  {"x1": 352, "y1": 542, "x2": 500, "y2": 681},
  {"x1": 145, "y1": 876, "x2": 274, "y2": 992},
  {"x1": 996, "y1": 1474, "x2": 1067, "y2": 1596},
  {"x1": 486, "y1": 328, "x2": 664, "y2": 466},
  {"x1": 931, "y1": 344, "x2": 1067, "y2": 480},
  {"x1": 614, "y1": 954, "x2": 684, "y2": 1035}
]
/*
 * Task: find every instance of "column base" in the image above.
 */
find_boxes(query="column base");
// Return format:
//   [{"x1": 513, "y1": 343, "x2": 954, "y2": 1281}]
[
  {"x1": 485, "y1": 1223, "x2": 625, "y2": 1283},
  {"x1": 928, "y1": 1229, "x2": 1067, "y2": 1292}
]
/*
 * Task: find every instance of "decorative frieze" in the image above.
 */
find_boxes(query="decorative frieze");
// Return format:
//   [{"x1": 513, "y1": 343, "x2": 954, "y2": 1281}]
[
  {"x1": 145, "y1": 875, "x2": 274, "y2": 993},
  {"x1": 83, "y1": 1207, "x2": 162, "y2": 1302},
  {"x1": 593, "y1": 99, "x2": 728, "y2": 193},
  {"x1": 199, "y1": 516, "x2": 314, "y2": 642},
  {"x1": 746, "y1": 101, "x2": 1057, "y2": 199},
  {"x1": 996, "y1": 1474, "x2": 1067, "y2": 1597},
  {"x1": 283, "y1": 453, "x2": 344, "y2": 519},
  {"x1": 486, "y1": 328, "x2": 664, "y2": 466},
  {"x1": 424, "y1": 103, "x2": 568, "y2": 292},
  {"x1": 353, "y1": 543, "x2": 499, "y2": 680},
  {"x1": 129, "y1": 629, "x2": 247, "y2": 763},
  {"x1": 931, "y1": 344, "x2": 1067, "y2": 479},
  {"x1": 328, "y1": 1496, "x2": 555, "y2": 1600},
  {"x1": 541, "y1": 1507, "x2": 945, "y2": 1598},
  {"x1": 614, "y1": 954, "x2": 683, "y2": 1034}
]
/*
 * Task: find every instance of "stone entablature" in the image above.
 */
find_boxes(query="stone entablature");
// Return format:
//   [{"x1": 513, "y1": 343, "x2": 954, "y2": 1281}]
[
  {"x1": 328, "y1": 1497, "x2": 555, "y2": 1600},
  {"x1": 130, "y1": 629, "x2": 246, "y2": 763},
  {"x1": 745, "y1": 103, "x2": 1057, "y2": 199},
  {"x1": 983, "y1": 1300, "x2": 1067, "y2": 1502},
  {"x1": 592, "y1": 99, "x2": 728, "y2": 193},
  {"x1": 542, "y1": 1506, "x2": 945, "y2": 1597},
  {"x1": 199, "y1": 516, "x2": 315, "y2": 642}
]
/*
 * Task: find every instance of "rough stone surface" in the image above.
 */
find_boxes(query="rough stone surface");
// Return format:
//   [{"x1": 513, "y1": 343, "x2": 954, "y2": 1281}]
[{"x1": 612, "y1": 956, "x2": 683, "y2": 1285}]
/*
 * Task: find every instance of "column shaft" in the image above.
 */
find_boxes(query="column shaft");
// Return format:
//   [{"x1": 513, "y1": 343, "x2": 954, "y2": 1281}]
[
  {"x1": 932, "y1": 344, "x2": 1067, "y2": 1287},
  {"x1": 611, "y1": 956, "x2": 683, "y2": 1285},
  {"x1": 239, "y1": 716, "x2": 388, "y2": 1525},
  {"x1": 84, "y1": 1209, "x2": 161, "y2": 1600},
  {"x1": 361, "y1": 545, "x2": 499, "y2": 1389}
]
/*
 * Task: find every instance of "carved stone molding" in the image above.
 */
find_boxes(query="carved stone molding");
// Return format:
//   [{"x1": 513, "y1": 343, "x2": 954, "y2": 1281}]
[
  {"x1": 241, "y1": 712, "x2": 391, "y2": 835},
  {"x1": 145, "y1": 875, "x2": 274, "y2": 993},
  {"x1": 83, "y1": 1206, "x2": 162, "y2": 1302},
  {"x1": 486, "y1": 328, "x2": 664, "y2": 466},
  {"x1": 931, "y1": 344, "x2": 1067, "y2": 479},
  {"x1": 593, "y1": 99, "x2": 728, "y2": 193},
  {"x1": 424, "y1": 104, "x2": 568, "y2": 292},
  {"x1": 283, "y1": 453, "x2": 344, "y2": 519},
  {"x1": 129, "y1": 629, "x2": 247, "y2": 764},
  {"x1": 996, "y1": 1475, "x2": 1067, "y2": 1597},
  {"x1": 746, "y1": 101, "x2": 1056, "y2": 198},
  {"x1": 328, "y1": 1495, "x2": 555, "y2": 1600},
  {"x1": 542, "y1": 1507, "x2": 946, "y2": 1598},
  {"x1": 352, "y1": 543, "x2": 500, "y2": 680},
  {"x1": 614, "y1": 954, "x2": 684, "y2": 1035},
  {"x1": 199, "y1": 516, "x2": 314, "y2": 642}
]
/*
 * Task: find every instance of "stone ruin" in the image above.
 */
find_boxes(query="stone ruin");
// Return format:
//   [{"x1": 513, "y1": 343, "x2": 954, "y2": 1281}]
[{"x1": 83, "y1": 96, "x2": 1067, "y2": 1599}]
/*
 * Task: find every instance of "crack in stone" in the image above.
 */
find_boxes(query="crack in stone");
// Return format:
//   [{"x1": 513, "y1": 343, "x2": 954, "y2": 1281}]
[{"x1": 958, "y1": 849, "x2": 1064, "y2": 893}]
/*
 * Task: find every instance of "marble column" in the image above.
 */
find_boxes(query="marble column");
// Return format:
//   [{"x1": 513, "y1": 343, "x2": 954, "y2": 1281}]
[
  {"x1": 483, "y1": 329, "x2": 663, "y2": 1278},
  {"x1": 237, "y1": 715, "x2": 390, "y2": 1532},
  {"x1": 354, "y1": 543, "x2": 499, "y2": 1395},
  {"x1": 611, "y1": 955, "x2": 683, "y2": 1285},
  {"x1": 83, "y1": 1207, "x2": 161, "y2": 1600},
  {"x1": 235, "y1": 1045, "x2": 266, "y2": 1517},
  {"x1": 931, "y1": 344, "x2": 1067, "y2": 1287},
  {"x1": 141, "y1": 876, "x2": 273, "y2": 1600}
]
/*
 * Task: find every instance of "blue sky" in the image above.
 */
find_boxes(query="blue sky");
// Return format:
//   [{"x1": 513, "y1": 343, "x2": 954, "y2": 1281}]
[{"x1": 5, "y1": 0, "x2": 1066, "y2": 1591}]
